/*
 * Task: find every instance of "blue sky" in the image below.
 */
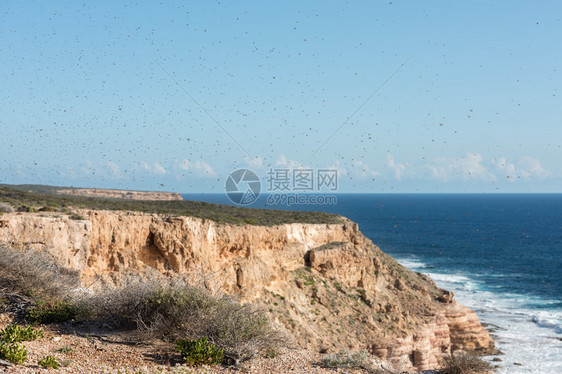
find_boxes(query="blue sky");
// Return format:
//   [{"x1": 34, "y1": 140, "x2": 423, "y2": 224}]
[{"x1": 1, "y1": 1, "x2": 561, "y2": 193}]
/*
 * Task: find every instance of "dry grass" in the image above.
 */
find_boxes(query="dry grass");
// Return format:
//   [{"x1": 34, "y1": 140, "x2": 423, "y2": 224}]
[
  {"x1": 320, "y1": 350, "x2": 371, "y2": 370},
  {"x1": 0, "y1": 203, "x2": 14, "y2": 213},
  {"x1": 0, "y1": 245, "x2": 80, "y2": 302},
  {"x1": 0, "y1": 246, "x2": 285, "y2": 365},
  {"x1": 84, "y1": 276, "x2": 287, "y2": 364},
  {"x1": 0, "y1": 246, "x2": 285, "y2": 364},
  {"x1": 440, "y1": 351, "x2": 494, "y2": 374}
]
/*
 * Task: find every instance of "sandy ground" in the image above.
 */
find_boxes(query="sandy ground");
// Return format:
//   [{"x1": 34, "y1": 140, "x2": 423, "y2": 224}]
[{"x1": 0, "y1": 315, "x2": 372, "y2": 374}]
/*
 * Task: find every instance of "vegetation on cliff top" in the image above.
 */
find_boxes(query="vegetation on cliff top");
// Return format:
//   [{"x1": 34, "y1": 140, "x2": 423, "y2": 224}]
[{"x1": 0, "y1": 184, "x2": 341, "y2": 226}]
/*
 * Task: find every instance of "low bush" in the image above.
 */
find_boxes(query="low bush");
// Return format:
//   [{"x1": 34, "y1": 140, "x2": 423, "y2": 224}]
[
  {"x1": 38, "y1": 355, "x2": 59, "y2": 369},
  {"x1": 86, "y1": 277, "x2": 286, "y2": 363},
  {"x1": 0, "y1": 243, "x2": 285, "y2": 365},
  {"x1": 0, "y1": 325, "x2": 43, "y2": 343},
  {"x1": 176, "y1": 337, "x2": 223, "y2": 366},
  {"x1": 196, "y1": 296, "x2": 285, "y2": 363},
  {"x1": 0, "y1": 246, "x2": 80, "y2": 301},
  {"x1": 38, "y1": 206, "x2": 58, "y2": 212},
  {"x1": 440, "y1": 351, "x2": 494, "y2": 374},
  {"x1": 0, "y1": 324, "x2": 42, "y2": 364},
  {"x1": 0, "y1": 341, "x2": 27, "y2": 364},
  {"x1": 0, "y1": 203, "x2": 13, "y2": 213},
  {"x1": 68, "y1": 213, "x2": 86, "y2": 220},
  {"x1": 320, "y1": 350, "x2": 371, "y2": 369},
  {"x1": 25, "y1": 300, "x2": 80, "y2": 324},
  {"x1": 17, "y1": 204, "x2": 35, "y2": 213}
]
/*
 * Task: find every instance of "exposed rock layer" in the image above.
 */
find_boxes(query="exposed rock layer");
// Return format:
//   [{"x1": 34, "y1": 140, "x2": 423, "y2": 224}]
[{"x1": 0, "y1": 211, "x2": 494, "y2": 371}]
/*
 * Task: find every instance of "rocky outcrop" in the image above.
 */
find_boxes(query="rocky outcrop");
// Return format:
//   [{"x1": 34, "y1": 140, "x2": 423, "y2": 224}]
[
  {"x1": 57, "y1": 188, "x2": 183, "y2": 201},
  {"x1": 0, "y1": 210, "x2": 494, "y2": 371}
]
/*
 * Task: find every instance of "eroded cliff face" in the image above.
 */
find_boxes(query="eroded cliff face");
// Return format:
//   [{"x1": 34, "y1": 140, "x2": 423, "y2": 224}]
[{"x1": 0, "y1": 210, "x2": 494, "y2": 371}]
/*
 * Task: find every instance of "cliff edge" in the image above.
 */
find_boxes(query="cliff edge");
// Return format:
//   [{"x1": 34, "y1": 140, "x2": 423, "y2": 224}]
[{"x1": 0, "y1": 210, "x2": 494, "y2": 371}]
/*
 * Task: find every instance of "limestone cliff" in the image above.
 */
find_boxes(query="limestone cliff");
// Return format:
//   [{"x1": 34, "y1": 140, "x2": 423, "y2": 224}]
[
  {"x1": 57, "y1": 188, "x2": 183, "y2": 201},
  {"x1": 0, "y1": 210, "x2": 494, "y2": 371}
]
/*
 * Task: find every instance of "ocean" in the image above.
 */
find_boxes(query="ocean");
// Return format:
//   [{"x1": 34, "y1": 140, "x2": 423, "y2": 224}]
[{"x1": 182, "y1": 193, "x2": 562, "y2": 373}]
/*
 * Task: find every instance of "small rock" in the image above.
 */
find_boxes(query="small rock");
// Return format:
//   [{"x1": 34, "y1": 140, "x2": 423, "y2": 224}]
[
  {"x1": 437, "y1": 290, "x2": 454, "y2": 303},
  {"x1": 52, "y1": 336, "x2": 62, "y2": 342},
  {"x1": 394, "y1": 278, "x2": 406, "y2": 291},
  {"x1": 361, "y1": 294, "x2": 373, "y2": 307},
  {"x1": 312, "y1": 287, "x2": 329, "y2": 306},
  {"x1": 0, "y1": 358, "x2": 13, "y2": 367},
  {"x1": 514, "y1": 362, "x2": 522, "y2": 366}
]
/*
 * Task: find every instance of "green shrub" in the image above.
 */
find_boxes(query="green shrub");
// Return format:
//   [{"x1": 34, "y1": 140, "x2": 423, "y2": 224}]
[
  {"x1": 55, "y1": 346, "x2": 73, "y2": 354},
  {"x1": 39, "y1": 206, "x2": 58, "y2": 212},
  {"x1": 38, "y1": 355, "x2": 59, "y2": 369},
  {"x1": 68, "y1": 213, "x2": 86, "y2": 220},
  {"x1": 264, "y1": 347, "x2": 279, "y2": 359},
  {"x1": 176, "y1": 337, "x2": 223, "y2": 366},
  {"x1": 0, "y1": 325, "x2": 43, "y2": 343},
  {"x1": 17, "y1": 204, "x2": 35, "y2": 212},
  {"x1": 26, "y1": 300, "x2": 79, "y2": 324},
  {"x1": 0, "y1": 341, "x2": 27, "y2": 364},
  {"x1": 441, "y1": 351, "x2": 494, "y2": 374}
]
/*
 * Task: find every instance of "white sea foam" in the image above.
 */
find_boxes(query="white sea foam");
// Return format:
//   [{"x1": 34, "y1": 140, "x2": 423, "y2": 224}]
[
  {"x1": 530, "y1": 312, "x2": 562, "y2": 334},
  {"x1": 396, "y1": 257, "x2": 562, "y2": 374},
  {"x1": 394, "y1": 257, "x2": 426, "y2": 270}
]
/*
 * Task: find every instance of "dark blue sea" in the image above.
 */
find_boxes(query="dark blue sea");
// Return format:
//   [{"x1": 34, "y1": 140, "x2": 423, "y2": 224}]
[{"x1": 183, "y1": 193, "x2": 562, "y2": 373}]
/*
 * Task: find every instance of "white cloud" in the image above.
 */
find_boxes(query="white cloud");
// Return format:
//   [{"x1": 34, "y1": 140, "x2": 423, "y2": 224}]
[
  {"x1": 275, "y1": 154, "x2": 307, "y2": 170},
  {"x1": 328, "y1": 160, "x2": 348, "y2": 177},
  {"x1": 385, "y1": 155, "x2": 410, "y2": 181},
  {"x1": 428, "y1": 152, "x2": 493, "y2": 182},
  {"x1": 140, "y1": 161, "x2": 167, "y2": 175},
  {"x1": 492, "y1": 157, "x2": 516, "y2": 173},
  {"x1": 16, "y1": 165, "x2": 26, "y2": 177},
  {"x1": 275, "y1": 155, "x2": 287, "y2": 166},
  {"x1": 107, "y1": 161, "x2": 122, "y2": 178},
  {"x1": 518, "y1": 156, "x2": 551, "y2": 178},
  {"x1": 140, "y1": 162, "x2": 150, "y2": 172},
  {"x1": 81, "y1": 160, "x2": 123, "y2": 179},
  {"x1": 244, "y1": 155, "x2": 264, "y2": 169},
  {"x1": 64, "y1": 166, "x2": 77, "y2": 178},
  {"x1": 177, "y1": 159, "x2": 217, "y2": 178},
  {"x1": 492, "y1": 156, "x2": 551, "y2": 181},
  {"x1": 351, "y1": 160, "x2": 381, "y2": 178}
]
